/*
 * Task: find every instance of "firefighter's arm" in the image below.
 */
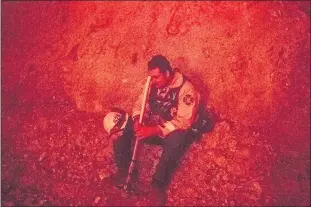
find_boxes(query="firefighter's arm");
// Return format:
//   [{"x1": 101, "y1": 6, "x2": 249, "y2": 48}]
[{"x1": 158, "y1": 82, "x2": 200, "y2": 137}]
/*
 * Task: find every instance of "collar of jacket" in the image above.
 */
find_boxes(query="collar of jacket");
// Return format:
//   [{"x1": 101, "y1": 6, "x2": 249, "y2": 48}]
[{"x1": 167, "y1": 69, "x2": 184, "y2": 89}]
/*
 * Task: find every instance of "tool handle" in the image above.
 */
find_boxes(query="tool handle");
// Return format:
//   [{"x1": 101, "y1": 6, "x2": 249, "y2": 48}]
[
  {"x1": 131, "y1": 75, "x2": 151, "y2": 161},
  {"x1": 124, "y1": 76, "x2": 151, "y2": 189},
  {"x1": 139, "y1": 76, "x2": 151, "y2": 124}
]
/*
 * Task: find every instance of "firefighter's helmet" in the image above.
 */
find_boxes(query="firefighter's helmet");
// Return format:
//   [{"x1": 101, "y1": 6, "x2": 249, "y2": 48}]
[{"x1": 103, "y1": 108, "x2": 129, "y2": 136}]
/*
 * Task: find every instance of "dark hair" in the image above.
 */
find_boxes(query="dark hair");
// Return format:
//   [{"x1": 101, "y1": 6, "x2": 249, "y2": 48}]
[{"x1": 147, "y1": 55, "x2": 173, "y2": 73}]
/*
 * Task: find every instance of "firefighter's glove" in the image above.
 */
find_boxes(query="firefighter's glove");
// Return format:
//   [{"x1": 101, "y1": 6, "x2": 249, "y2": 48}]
[
  {"x1": 133, "y1": 119, "x2": 142, "y2": 133},
  {"x1": 135, "y1": 126, "x2": 161, "y2": 140}
]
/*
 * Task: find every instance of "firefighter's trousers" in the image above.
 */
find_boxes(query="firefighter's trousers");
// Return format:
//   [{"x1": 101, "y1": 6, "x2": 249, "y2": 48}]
[{"x1": 113, "y1": 119, "x2": 195, "y2": 190}]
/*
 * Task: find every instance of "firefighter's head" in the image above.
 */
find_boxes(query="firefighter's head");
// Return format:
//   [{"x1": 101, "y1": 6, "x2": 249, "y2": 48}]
[{"x1": 147, "y1": 55, "x2": 174, "y2": 88}]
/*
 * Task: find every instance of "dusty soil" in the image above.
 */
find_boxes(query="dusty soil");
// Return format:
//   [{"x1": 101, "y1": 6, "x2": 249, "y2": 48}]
[{"x1": 1, "y1": 1, "x2": 310, "y2": 206}]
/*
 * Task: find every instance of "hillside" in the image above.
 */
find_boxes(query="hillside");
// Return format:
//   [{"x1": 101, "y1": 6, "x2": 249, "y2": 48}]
[{"x1": 1, "y1": 1, "x2": 310, "y2": 206}]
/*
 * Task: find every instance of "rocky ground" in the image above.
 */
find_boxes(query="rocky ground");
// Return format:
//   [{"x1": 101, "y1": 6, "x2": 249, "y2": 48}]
[{"x1": 1, "y1": 1, "x2": 310, "y2": 206}]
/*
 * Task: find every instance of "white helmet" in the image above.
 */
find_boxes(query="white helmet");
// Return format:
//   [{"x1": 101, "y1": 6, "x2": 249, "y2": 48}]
[{"x1": 103, "y1": 108, "x2": 129, "y2": 136}]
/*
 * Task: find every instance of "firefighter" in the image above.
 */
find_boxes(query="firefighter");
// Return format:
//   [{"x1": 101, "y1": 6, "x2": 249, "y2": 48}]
[{"x1": 104, "y1": 55, "x2": 200, "y2": 206}]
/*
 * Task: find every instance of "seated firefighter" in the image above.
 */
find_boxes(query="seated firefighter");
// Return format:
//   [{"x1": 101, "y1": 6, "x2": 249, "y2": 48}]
[{"x1": 103, "y1": 55, "x2": 205, "y2": 206}]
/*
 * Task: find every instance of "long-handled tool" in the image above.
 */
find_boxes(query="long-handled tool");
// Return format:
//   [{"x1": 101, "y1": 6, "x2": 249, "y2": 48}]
[{"x1": 123, "y1": 76, "x2": 151, "y2": 192}]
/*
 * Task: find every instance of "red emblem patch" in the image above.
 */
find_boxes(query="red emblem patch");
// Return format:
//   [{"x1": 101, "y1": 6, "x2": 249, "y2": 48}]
[{"x1": 183, "y1": 94, "x2": 194, "y2": 106}]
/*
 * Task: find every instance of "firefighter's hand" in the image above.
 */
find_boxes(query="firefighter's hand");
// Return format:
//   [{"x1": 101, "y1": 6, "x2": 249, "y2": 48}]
[
  {"x1": 133, "y1": 119, "x2": 142, "y2": 133},
  {"x1": 135, "y1": 126, "x2": 160, "y2": 139}
]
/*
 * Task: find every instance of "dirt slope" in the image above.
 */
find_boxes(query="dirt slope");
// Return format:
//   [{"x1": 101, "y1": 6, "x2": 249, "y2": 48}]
[{"x1": 1, "y1": 1, "x2": 310, "y2": 206}]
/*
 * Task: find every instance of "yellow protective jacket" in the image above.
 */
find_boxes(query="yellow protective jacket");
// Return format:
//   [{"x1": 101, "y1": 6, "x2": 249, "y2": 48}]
[{"x1": 132, "y1": 70, "x2": 200, "y2": 137}]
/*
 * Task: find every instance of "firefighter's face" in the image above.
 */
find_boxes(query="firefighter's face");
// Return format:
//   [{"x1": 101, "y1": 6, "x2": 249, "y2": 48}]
[{"x1": 148, "y1": 67, "x2": 170, "y2": 88}]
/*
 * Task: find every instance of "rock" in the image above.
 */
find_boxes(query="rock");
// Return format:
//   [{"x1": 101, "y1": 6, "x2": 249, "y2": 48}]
[
  {"x1": 252, "y1": 182, "x2": 262, "y2": 195},
  {"x1": 94, "y1": 196, "x2": 100, "y2": 204},
  {"x1": 38, "y1": 152, "x2": 47, "y2": 162},
  {"x1": 215, "y1": 156, "x2": 227, "y2": 167},
  {"x1": 98, "y1": 169, "x2": 110, "y2": 180},
  {"x1": 222, "y1": 174, "x2": 228, "y2": 181},
  {"x1": 39, "y1": 200, "x2": 46, "y2": 205},
  {"x1": 238, "y1": 147, "x2": 250, "y2": 159}
]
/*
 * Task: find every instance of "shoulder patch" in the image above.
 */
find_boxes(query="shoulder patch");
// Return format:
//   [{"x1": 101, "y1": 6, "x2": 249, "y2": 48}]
[
  {"x1": 170, "y1": 107, "x2": 177, "y2": 117},
  {"x1": 183, "y1": 94, "x2": 194, "y2": 106}
]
